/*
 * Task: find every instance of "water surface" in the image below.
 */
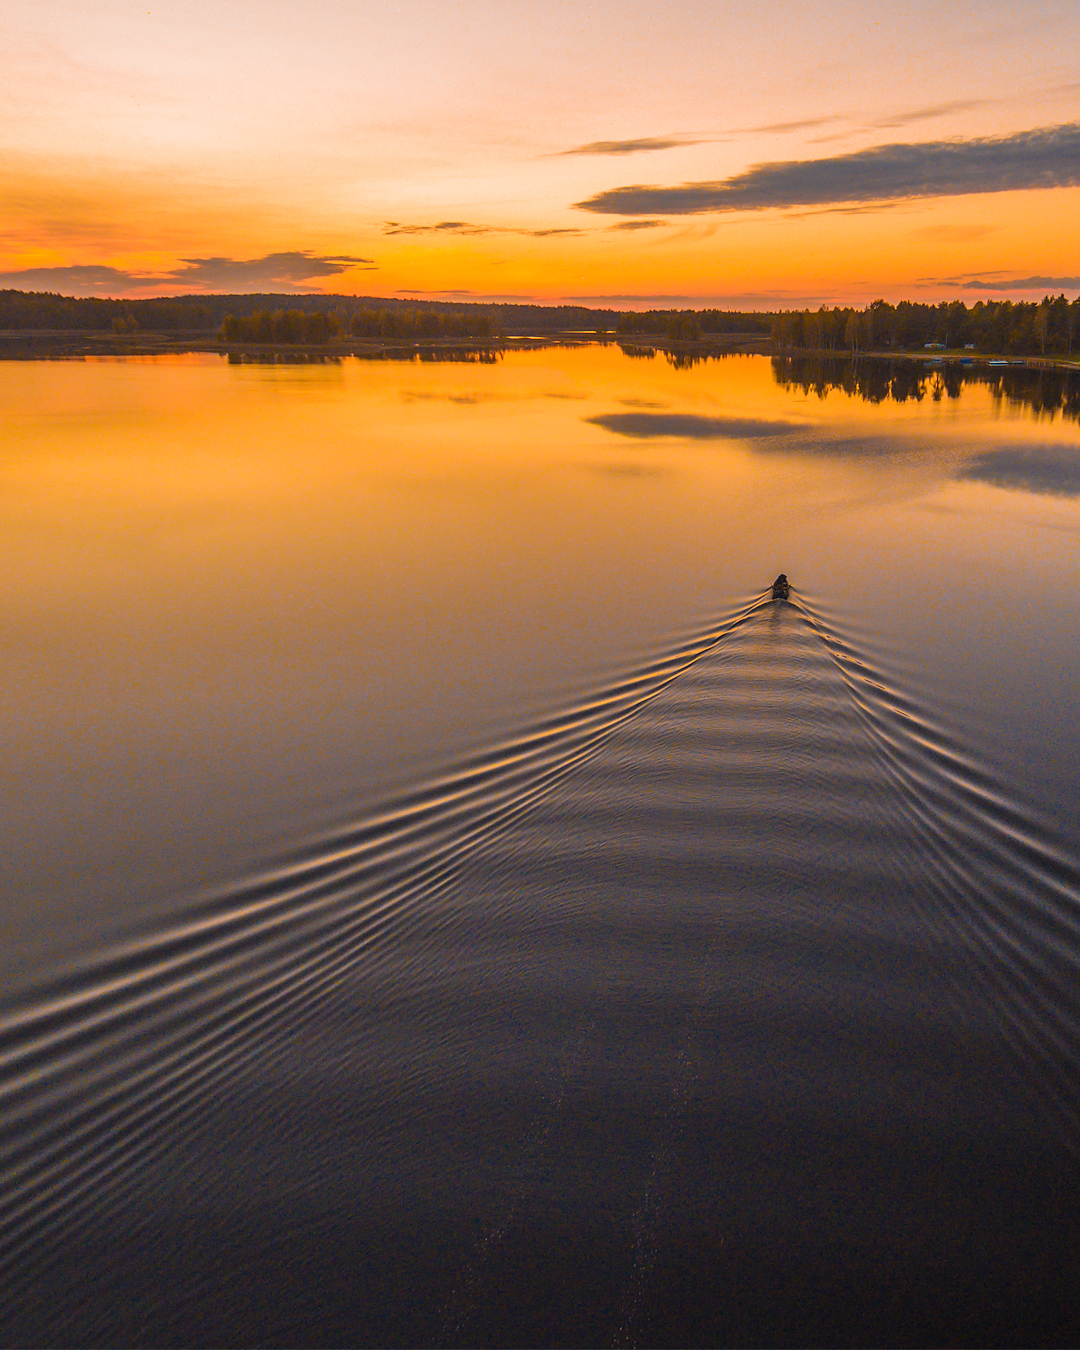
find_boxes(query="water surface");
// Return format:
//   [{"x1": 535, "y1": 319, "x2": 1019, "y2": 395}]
[{"x1": 1, "y1": 348, "x2": 1079, "y2": 1346}]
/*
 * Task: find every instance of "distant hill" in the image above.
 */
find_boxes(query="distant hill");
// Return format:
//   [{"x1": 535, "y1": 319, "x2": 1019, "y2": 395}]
[{"x1": 0, "y1": 288, "x2": 770, "y2": 336}]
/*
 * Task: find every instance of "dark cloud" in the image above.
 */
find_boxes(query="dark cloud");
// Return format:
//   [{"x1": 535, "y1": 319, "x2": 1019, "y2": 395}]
[
  {"x1": 606, "y1": 219, "x2": 666, "y2": 231},
  {"x1": 574, "y1": 121, "x2": 1080, "y2": 216},
  {"x1": 923, "y1": 270, "x2": 1080, "y2": 291},
  {"x1": 586, "y1": 412, "x2": 804, "y2": 439},
  {"x1": 959, "y1": 446, "x2": 1080, "y2": 496},
  {"x1": 384, "y1": 221, "x2": 583, "y2": 237},
  {"x1": 0, "y1": 252, "x2": 375, "y2": 297},
  {"x1": 958, "y1": 274, "x2": 1080, "y2": 291},
  {"x1": 0, "y1": 264, "x2": 137, "y2": 296},
  {"x1": 557, "y1": 136, "x2": 709, "y2": 157},
  {"x1": 385, "y1": 220, "x2": 491, "y2": 235},
  {"x1": 168, "y1": 253, "x2": 374, "y2": 288}
]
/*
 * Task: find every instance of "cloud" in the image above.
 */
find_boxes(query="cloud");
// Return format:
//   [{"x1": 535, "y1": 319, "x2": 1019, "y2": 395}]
[
  {"x1": 384, "y1": 220, "x2": 491, "y2": 235},
  {"x1": 565, "y1": 290, "x2": 838, "y2": 305},
  {"x1": 807, "y1": 130, "x2": 863, "y2": 145},
  {"x1": 574, "y1": 121, "x2": 1080, "y2": 216},
  {"x1": 698, "y1": 112, "x2": 966, "y2": 141},
  {"x1": 957, "y1": 275, "x2": 1080, "y2": 291},
  {"x1": 606, "y1": 219, "x2": 667, "y2": 231},
  {"x1": 556, "y1": 136, "x2": 710, "y2": 157},
  {"x1": 0, "y1": 264, "x2": 139, "y2": 296},
  {"x1": 783, "y1": 201, "x2": 904, "y2": 218},
  {"x1": 787, "y1": 97, "x2": 988, "y2": 142},
  {"x1": 922, "y1": 270, "x2": 1080, "y2": 291},
  {"x1": 167, "y1": 253, "x2": 375, "y2": 289},
  {"x1": 741, "y1": 117, "x2": 844, "y2": 135},
  {"x1": 586, "y1": 412, "x2": 804, "y2": 439},
  {"x1": 384, "y1": 221, "x2": 583, "y2": 237},
  {"x1": 929, "y1": 269, "x2": 1010, "y2": 281},
  {"x1": 873, "y1": 99, "x2": 985, "y2": 128},
  {"x1": 396, "y1": 289, "x2": 532, "y2": 300},
  {"x1": 0, "y1": 252, "x2": 375, "y2": 296},
  {"x1": 959, "y1": 446, "x2": 1080, "y2": 496},
  {"x1": 566, "y1": 293, "x2": 701, "y2": 302}
]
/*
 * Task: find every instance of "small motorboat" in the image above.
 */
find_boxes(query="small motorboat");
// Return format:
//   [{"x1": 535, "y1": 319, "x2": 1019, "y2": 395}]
[{"x1": 771, "y1": 573, "x2": 790, "y2": 600}]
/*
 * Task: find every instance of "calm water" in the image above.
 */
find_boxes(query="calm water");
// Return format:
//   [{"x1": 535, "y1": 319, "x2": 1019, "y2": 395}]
[{"x1": 1, "y1": 348, "x2": 1079, "y2": 1347}]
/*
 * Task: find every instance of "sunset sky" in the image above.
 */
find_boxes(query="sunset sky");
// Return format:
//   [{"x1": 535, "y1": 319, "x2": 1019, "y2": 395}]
[{"x1": 4, "y1": 0, "x2": 1080, "y2": 307}]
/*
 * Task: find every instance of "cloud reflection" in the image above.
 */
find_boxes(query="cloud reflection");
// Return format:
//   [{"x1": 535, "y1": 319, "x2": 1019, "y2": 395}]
[
  {"x1": 586, "y1": 412, "x2": 803, "y2": 439},
  {"x1": 959, "y1": 446, "x2": 1080, "y2": 497}
]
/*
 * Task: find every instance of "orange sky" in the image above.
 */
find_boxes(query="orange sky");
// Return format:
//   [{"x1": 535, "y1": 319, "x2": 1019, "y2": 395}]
[{"x1": 3, "y1": 0, "x2": 1080, "y2": 307}]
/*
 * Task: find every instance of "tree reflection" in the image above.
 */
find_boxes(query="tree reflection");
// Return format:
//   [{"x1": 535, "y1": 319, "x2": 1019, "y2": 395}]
[
  {"x1": 772, "y1": 356, "x2": 1080, "y2": 423},
  {"x1": 224, "y1": 347, "x2": 504, "y2": 365}
]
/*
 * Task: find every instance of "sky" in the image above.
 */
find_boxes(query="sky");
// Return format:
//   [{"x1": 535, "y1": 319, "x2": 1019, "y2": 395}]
[{"x1": 3, "y1": 0, "x2": 1080, "y2": 307}]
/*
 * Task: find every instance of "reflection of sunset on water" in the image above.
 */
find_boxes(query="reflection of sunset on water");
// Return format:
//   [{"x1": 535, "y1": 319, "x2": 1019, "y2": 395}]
[
  {"x1": 3, "y1": 345, "x2": 1079, "y2": 964},
  {"x1": 2, "y1": 344, "x2": 1080, "y2": 1346}
]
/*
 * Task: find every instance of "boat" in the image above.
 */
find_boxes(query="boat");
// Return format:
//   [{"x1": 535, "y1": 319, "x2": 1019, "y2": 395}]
[{"x1": 771, "y1": 573, "x2": 790, "y2": 600}]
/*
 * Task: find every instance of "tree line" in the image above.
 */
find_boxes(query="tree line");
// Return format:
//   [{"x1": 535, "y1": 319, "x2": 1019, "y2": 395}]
[
  {"x1": 771, "y1": 297, "x2": 1080, "y2": 356},
  {"x1": 615, "y1": 309, "x2": 771, "y2": 340},
  {"x1": 1, "y1": 290, "x2": 622, "y2": 335},
  {"x1": 0, "y1": 290, "x2": 217, "y2": 332},
  {"x1": 219, "y1": 307, "x2": 502, "y2": 343},
  {"x1": 4, "y1": 287, "x2": 1079, "y2": 355}
]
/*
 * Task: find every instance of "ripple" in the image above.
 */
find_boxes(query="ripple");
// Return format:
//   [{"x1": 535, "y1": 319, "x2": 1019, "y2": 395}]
[{"x1": 1, "y1": 587, "x2": 1078, "y2": 1346}]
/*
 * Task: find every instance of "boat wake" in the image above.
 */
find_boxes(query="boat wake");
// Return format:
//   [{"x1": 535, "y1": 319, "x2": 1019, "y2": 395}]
[{"x1": 1, "y1": 585, "x2": 1078, "y2": 1346}]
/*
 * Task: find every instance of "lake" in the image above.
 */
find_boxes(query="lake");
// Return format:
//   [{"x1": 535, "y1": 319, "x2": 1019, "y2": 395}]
[{"x1": 1, "y1": 346, "x2": 1079, "y2": 1347}]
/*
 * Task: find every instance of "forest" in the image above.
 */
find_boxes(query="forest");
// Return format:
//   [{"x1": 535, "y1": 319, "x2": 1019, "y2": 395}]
[
  {"x1": 614, "y1": 309, "x2": 771, "y2": 339},
  {"x1": 2, "y1": 288, "x2": 1079, "y2": 357},
  {"x1": 0, "y1": 290, "x2": 619, "y2": 334},
  {"x1": 0, "y1": 290, "x2": 217, "y2": 332},
  {"x1": 771, "y1": 297, "x2": 1080, "y2": 355},
  {"x1": 219, "y1": 307, "x2": 501, "y2": 343}
]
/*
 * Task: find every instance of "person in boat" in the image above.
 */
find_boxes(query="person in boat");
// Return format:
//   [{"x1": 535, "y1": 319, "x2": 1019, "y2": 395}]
[{"x1": 771, "y1": 573, "x2": 790, "y2": 600}]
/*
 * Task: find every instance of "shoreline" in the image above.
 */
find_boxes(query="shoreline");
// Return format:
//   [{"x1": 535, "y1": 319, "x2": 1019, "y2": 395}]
[
  {"x1": 773, "y1": 346, "x2": 1080, "y2": 373},
  {"x1": 1, "y1": 329, "x2": 1079, "y2": 373}
]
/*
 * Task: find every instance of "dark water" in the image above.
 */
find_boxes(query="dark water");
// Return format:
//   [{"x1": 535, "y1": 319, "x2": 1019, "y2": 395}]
[{"x1": 2, "y1": 351, "x2": 1080, "y2": 1346}]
